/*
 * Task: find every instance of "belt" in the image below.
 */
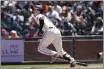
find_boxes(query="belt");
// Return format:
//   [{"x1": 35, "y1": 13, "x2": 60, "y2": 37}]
[
  {"x1": 44, "y1": 27, "x2": 55, "y2": 33},
  {"x1": 49, "y1": 27, "x2": 54, "y2": 29}
]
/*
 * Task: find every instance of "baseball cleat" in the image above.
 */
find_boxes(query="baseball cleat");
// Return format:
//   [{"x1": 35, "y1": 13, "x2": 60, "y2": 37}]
[
  {"x1": 70, "y1": 61, "x2": 76, "y2": 67},
  {"x1": 63, "y1": 54, "x2": 76, "y2": 67},
  {"x1": 70, "y1": 58, "x2": 76, "y2": 67}
]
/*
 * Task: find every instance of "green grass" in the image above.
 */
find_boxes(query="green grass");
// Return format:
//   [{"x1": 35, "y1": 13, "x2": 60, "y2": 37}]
[
  {"x1": 1, "y1": 63, "x2": 103, "y2": 69},
  {"x1": 1, "y1": 64, "x2": 69, "y2": 68}
]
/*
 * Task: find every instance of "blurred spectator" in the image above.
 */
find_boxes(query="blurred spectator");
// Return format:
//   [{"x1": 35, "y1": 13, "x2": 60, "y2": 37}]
[
  {"x1": 60, "y1": 6, "x2": 76, "y2": 35},
  {"x1": 70, "y1": 10, "x2": 87, "y2": 35},
  {"x1": 1, "y1": 1, "x2": 103, "y2": 38},
  {"x1": 3, "y1": 9, "x2": 24, "y2": 33},
  {"x1": 90, "y1": 17, "x2": 103, "y2": 35},
  {"x1": 25, "y1": 28, "x2": 38, "y2": 38},
  {"x1": 6, "y1": 9, "x2": 24, "y2": 36},
  {"x1": 92, "y1": 1, "x2": 103, "y2": 19},
  {"x1": 61, "y1": 6, "x2": 72, "y2": 21},
  {"x1": 15, "y1": 1, "x2": 26, "y2": 9},
  {"x1": 2, "y1": 1, "x2": 17, "y2": 9},
  {"x1": 77, "y1": 15, "x2": 87, "y2": 35},
  {"x1": 54, "y1": 2, "x2": 62, "y2": 14},
  {"x1": 1, "y1": 29, "x2": 9, "y2": 38},
  {"x1": 23, "y1": 1, "x2": 34, "y2": 11},
  {"x1": 75, "y1": 5, "x2": 84, "y2": 16},
  {"x1": 43, "y1": 2, "x2": 49, "y2": 15},
  {"x1": 46, "y1": 6, "x2": 62, "y2": 26},
  {"x1": 1, "y1": 12, "x2": 11, "y2": 29},
  {"x1": 46, "y1": 6, "x2": 65, "y2": 34},
  {"x1": 8, "y1": 30, "x2": 20, "y2": 38}
]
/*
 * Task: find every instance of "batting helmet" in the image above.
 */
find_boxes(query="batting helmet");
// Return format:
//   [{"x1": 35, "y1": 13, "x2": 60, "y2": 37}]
[{"x1": 33, "y1": 5, "x2": 44, "y2": 14}]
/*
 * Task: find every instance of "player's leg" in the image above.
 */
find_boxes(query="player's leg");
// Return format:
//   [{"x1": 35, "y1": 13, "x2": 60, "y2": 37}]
[
  {"x1": 52, "y1": 33, "x2": 66, "y2": 56},
  {"x1": 38, "y1": 31, "x2": 57, "y2": 56},
  {"x1": 52, "y1": 29, "x2": 76, "y2": 67}
]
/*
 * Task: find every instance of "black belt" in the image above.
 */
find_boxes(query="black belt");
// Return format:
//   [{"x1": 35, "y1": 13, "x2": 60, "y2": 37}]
[{"x1": 49, "y1": 27, "x2": 54, "y2": 29}]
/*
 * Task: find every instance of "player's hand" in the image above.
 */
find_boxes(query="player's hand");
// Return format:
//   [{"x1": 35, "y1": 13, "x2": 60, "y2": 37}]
[
  {"x1": 37, "y1": 33, "x2": 41, "y2": 36},
  {"x1": 37, "y1": 33, "x2": 43, "y2": 37},
  {"x1": 37, "y1": 31, "x2": 44, "y2": 36}
]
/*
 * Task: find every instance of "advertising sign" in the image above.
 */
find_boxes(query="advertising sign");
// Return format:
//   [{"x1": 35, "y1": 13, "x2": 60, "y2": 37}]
[{"x1": 1, "y1": 40, "x2": 24, "y2": 62}]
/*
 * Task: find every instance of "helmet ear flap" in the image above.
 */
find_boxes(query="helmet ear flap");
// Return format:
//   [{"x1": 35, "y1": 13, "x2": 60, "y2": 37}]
[{"x1": 39, "y1": 8, "x2": 44, "y2": 14}]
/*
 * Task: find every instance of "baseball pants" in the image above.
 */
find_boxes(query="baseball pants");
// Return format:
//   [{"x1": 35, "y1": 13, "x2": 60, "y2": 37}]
[{"x1": 38, "y1": 28, "x2": 66, "y2": 57}]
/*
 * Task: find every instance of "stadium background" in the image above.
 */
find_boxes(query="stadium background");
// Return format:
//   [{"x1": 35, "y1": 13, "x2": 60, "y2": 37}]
[{"x1": 1, "y1": 1, "x2": 103, "y2": 68}]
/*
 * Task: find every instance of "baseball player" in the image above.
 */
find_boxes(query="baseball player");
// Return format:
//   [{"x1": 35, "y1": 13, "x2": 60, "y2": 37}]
[{"x1": 29, "y1": 5, "x2": 76, "y2": 67}]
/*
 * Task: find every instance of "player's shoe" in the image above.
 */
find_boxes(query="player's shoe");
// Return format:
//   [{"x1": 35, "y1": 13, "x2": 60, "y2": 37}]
[
  {"x1": 50, "y1": 53, "x2": 60, "y2": 63},
  {"x1": 70, "y1": 58, "x2": 76, "y2": 67},
  {"x1": 63, "y1": 54, "x2": 76, "y2": 67}
]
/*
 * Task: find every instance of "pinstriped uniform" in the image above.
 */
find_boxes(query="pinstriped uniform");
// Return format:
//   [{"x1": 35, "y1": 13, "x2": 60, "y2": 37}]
[{"x1": 34, "y1": 14, "x2": 66, "y2": 56}]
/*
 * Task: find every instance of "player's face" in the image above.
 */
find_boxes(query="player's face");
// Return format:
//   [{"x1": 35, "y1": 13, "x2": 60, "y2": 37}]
[{"x1": 33, "y1": 8, "x2": 40, "y2": 16}]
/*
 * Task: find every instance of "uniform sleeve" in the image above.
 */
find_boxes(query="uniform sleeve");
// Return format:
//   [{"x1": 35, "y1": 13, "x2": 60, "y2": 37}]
[{"x1": 38, "y1": 17, "x2": 44, "y2": 34}]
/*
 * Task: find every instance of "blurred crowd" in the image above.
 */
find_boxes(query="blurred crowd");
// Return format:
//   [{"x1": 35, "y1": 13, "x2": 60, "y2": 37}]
[{"x1": 1, "y1": 1, "x2": 103, "y2": 38}]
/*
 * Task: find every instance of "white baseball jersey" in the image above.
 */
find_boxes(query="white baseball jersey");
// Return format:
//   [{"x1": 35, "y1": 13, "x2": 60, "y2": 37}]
[
  {"x1": 34, "y1": 14, "x2": 56, "y2": 32},
  {"x1": 28, "y1": 13, "x2": 73, "y2": 58},
  {"x1": 28, "y1": 13, "x2": 74, "y2": 63}
]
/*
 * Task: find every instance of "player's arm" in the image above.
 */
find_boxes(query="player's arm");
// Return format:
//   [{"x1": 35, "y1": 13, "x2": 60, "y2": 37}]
[
  {"x1": 28, "y1": 14, "x2": 35, "y2": 24},
  {"x1": 38, "y1": 17, "x2": 44, "y2": 35}
]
